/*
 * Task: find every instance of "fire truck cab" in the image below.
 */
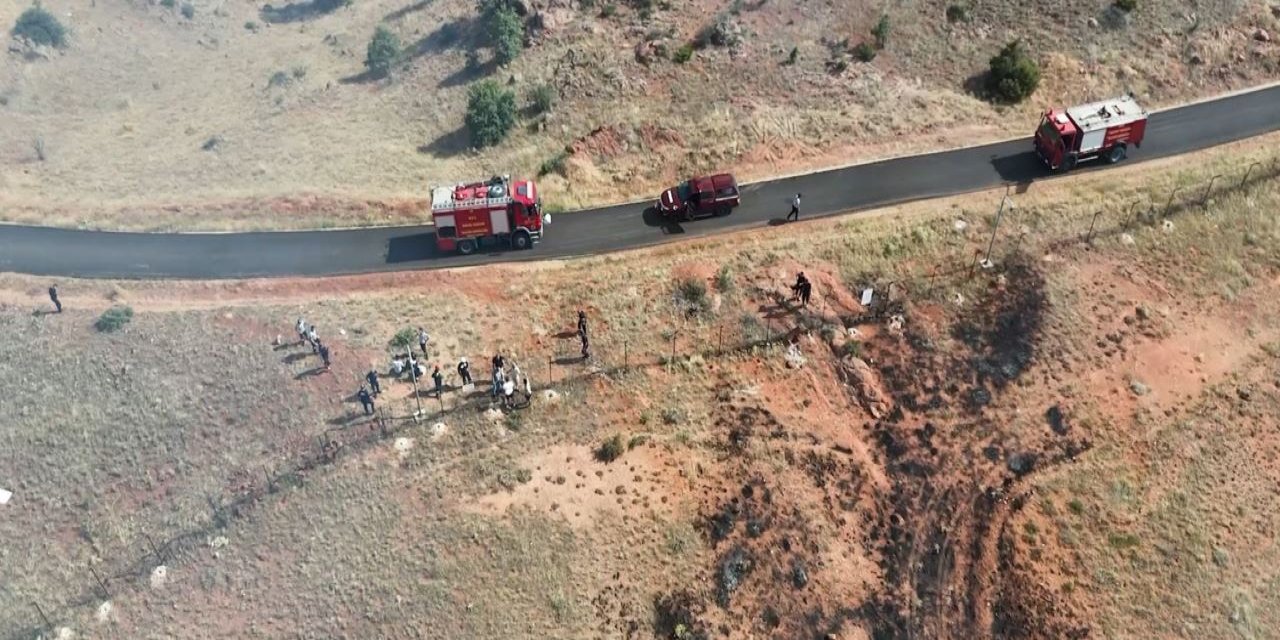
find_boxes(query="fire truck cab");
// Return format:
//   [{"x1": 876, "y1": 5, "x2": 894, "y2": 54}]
[
  {"x1": 1034, "y1": 95, "x2": 1147, "y2": 172},
  {"x1": 431, "y1": 175, "x2": 545, "y2": 255}
]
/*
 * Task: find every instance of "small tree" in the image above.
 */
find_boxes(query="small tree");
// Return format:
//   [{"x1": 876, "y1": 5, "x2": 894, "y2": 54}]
[
  {"x1": 12, "y1": 4, "x2": 68, "y2": 48},
  {"x1": 1113, "y1": 0, "x2": 1137, "y2": 12},
  {"x1": 366, "y1": 26, "x2": 401, "y2": 77},
  {"x1": 986, "y1": 40, "x2": 1040, "y2": 103},
  {"x1": 672, "y1": 43, "x2": 694, "y2": 63},
  {"x1": 488, "y1": 4, "x2": 524, "y2": 65},
  {"x1": 95, "y1": 306, "x2": 134, "y2": 333},
  {"x1": 389, "y1": 327, "x2": 416, "y2": 351},
  {"x1": 871, "y1": 14, "x2": 890, "y2": 49},
  {"x1": 852, "y1": 41, "x2": 876, "y2": 62},
  {"x1": 465, "y1": 80, "x2": 517, "y2": 148}
]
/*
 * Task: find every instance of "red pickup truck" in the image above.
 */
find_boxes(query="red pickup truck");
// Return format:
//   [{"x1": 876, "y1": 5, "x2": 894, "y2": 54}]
[{"x1": 657, "y1": 173, "x2": 741, "y2": 220}]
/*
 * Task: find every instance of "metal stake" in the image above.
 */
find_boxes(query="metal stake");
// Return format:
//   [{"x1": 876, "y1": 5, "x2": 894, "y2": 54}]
[
  {"x1": 1164, "y1": 187, "x2": 1183, "y2": 216},
  {"x1": 1241, "y1": 161, "x2": 1261, "y2": 188},
  {"x1": 32, "y1": 602, "x2": 52, "y2": 630},
  {"x1": 983, "y1": 193, "x2": 1011, "y2": 263},
  {"x1": 1201, "y1": 175, "x2": 1221, "y2": 208},
  {"x1": 144, "y1": 533, "x2": 166, "y2": 564},
  {"x1": 1086, "y1": 210, "x2": 1102, "y2": 244},
  {"x1": 89, "y1": 566, "x2": 110, "y2": 599}
]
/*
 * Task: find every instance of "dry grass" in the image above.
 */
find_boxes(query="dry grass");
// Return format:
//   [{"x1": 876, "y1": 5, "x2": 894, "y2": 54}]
[
  {"x1": 1, "y1": 0, "x2": 1278, "y2": 230},
  {"x1": 2, "y1": 135, "x2": 1280, "y2": 637}
]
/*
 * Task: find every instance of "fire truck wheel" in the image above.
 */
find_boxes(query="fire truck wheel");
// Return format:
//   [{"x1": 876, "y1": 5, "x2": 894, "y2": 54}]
[
  {"x1": 716, "y1": 205, "x2": 731, "y2": 217},
  {"x1": 511, "y1": 230, "x2": 532, "y2": 250},
  {"x1": 1105, "y1": 144, "x2": 1127, "y2": 164},
  {"x1": 458, "y1": 239, "x2": 477, "y2": 255}
]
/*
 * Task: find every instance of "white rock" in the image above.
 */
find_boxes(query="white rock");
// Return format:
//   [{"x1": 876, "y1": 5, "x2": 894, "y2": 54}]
[
  {"x1": 149, "y1": 565, "x2": 168, "y2": 590},
  {"x1": 96, "y1": 601, "x2": 114, "y2": 623},
  {"x1": 1120, "y1": 233, "x2": 1136, "y2": 245},
  {"x1": 394, "y1": 437, "x2": 415, "y2": 457}
]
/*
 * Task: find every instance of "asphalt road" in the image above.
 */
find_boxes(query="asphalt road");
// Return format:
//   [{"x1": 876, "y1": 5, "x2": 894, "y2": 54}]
[{"x1": 2, "y1": 85, "x2": 1278, "y2": 280}]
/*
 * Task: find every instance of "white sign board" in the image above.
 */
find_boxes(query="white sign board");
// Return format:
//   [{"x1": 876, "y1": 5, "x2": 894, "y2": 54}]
[
  {"x1": 0, "y1": 488, "x2": 11, "y2": 505},
  {"x1": 861, "y1": 288, "x2": 874, "y2": 306}
]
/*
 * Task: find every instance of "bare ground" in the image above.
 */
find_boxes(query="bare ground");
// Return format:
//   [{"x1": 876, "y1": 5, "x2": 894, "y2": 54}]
[{"x1": 1, "y1": 136, "x2": 1280, "y2": 639}]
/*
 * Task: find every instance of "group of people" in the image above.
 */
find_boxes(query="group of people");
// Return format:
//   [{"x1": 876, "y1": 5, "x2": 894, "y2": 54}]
[
  {"x1": 791, "y1": 272, "x2": 813, "y2": 306},
  {"x1": 489, "y1": 352, "x2": 533, "y2": 409},
  {"x1": 296, "y1": 317, "x2": 332, "y2": 369}
]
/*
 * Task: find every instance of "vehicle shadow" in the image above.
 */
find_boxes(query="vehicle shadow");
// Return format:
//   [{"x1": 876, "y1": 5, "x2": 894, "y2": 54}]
[
  {"x1": 990, "y1": 150, "x2": 1049, "y2": 186},
  {"x1": 386, "y1": 232, "x2": 440, "y2": 264},
  {"x1": 642, "y1": 206, "x2": 685, "y2": 234}
]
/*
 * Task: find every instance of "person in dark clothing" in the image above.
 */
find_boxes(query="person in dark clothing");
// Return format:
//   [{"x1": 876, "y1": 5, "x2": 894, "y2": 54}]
[
  {"x1": 492, "y1": 353, "x2": 505, "y2": 372},
  {"x1": 458, "y1": 357, "x2": 472, "y2": 385},
  {"x1": 318, "y1": 342, "x2": 331, "y2": 369},
  {"x1": 580, "y1": 332, "x2": 591, "y2": 360},
  {"x1": 800, "y1": 280, "x2": 813, "y2": 307},
  {"x1": 791, "y1": 272, "x2": 809, "y2": 300},
  {"x1": 357, "y1": 386, "x2": 374, "y2": 415},
  {"x1": 577, "y1": 310, "x2": 588, "y2": 339},
  {"x1": 786, "y1": 193, "x2": 802, "y2": 222},
  {"x1": 48, "y1": 285, "x2": 61, "y2": 313},
  {"x1": 431, "y1": 365, "x2": 444, "y2": 398},
  {"x1": 366, "y1": 369, "x2": 381, "y2": 396}
]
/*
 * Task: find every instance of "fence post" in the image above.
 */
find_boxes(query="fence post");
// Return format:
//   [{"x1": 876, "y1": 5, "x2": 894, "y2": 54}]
[
  {"x1": 1086, "y1": 210, "x2": 1102, "y2": 244},
  {"x1": 547, "y1": 355, "x2": 553, "y2": 386},
  {"x1": 1201, "y1": 175, "x2": 1221, "y2": 208},
  {"x1": 89, "y1": 565, "x2": 110, "y2": 599},
  {"x1": 718, "y1": 325, "x2": 724, "y2": 354},
  {"x1": 144, "y1": 533, "x2": 166, "y2": 564},
  {"x1": 969, "y1": 248, "x2": 982, "y2": 279},
  {"x1": 623, "y1": 340, "x2": 628, "y2": 371},
  {"x1": 32, "y1": 602, "x2": 52, "y2": 631},
  {"x1": 983, "y1": 193, "x2": 1011, "y2": 263},
  {"x1": 1164, "y1": 187, "x2": 1183, "y2": 217},
  {"x1": 669, "y1": 331, "x2": 678, "y2": 365},
  {"x1": 264, "y1": 467, "x2": 275, "y2": 493},
  {"x1": 1241, "y1": 161, "x2": 1261, "y2": 188},
  {"x1": 1126, "y1": 200, "x2": 1143, "y2": 229}
]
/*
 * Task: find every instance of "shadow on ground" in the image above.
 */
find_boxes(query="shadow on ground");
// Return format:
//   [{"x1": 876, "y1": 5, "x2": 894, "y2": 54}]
[{"x1": 261, "y1": 0, "x2": 348, "y2": 24}]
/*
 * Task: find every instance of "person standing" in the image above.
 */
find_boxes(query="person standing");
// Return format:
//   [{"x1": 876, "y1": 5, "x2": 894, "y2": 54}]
[
  {"x1": 296, "y1": 317, "x2": 308, "y2": 345},
  {"x1": 791, "y1": 272, "x2": 808, "y2": 301},
  {"x1": 502, "y1": 376, "x2": 516, "y2": 408},
  {"x1": 308, "y1": 325, "x2": 320, "y2": 353},
  {"x1": 48, "y1": 284, "x2": 62, "y2": 313},
  {"x1": 431, "y1": 364, "x2": 444, "y2": 398},
  {"x1": 522, "y1": 373, "x2": 532, "y2": 405},
  {"x1": 577, "y1": 310, "x2": 588, "y2": 340},
  {"x1": 366, "y1": 369, "x2": 381, "y2": 396},
  {"x1": 318, "y1": 342, "x2": 331, "y2": 370},
  {"x1": 580, "y1": 331, "x2": 591, "y2": 360},
  {"x1": 357, "y1": 385, "x2": 374, "y2": 415},
  {"x1": 417, "y1": 327, "x2": 430, "y2": 358},
  {"x1": 458, "y1": 357, "x2": 472, "y2": 386},
  {"x1": 786, "y1": 192, "x2": 802, "y2": 222},
  {"x1": 800, "y1": 280, "x2": 813, "y2": 307}
]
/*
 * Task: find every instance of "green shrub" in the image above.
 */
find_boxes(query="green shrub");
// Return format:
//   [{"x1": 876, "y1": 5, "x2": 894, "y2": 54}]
[
  {"x1": 676, "y1": 277, "x2": 709, "y2": 314},
  {"x1": 714, "y1": 265, "x2": 734, "y2": 293},
  {"x1": 661, "y1": 407, "x2": 683, "y2": 425},
  {"x1": 244, "y1": 20, "x2": 259, "y2": 30},
  {"x1": 465, "y1": 79, "x2": 517, "y2": 148},
  {"x1": 945, "y1": 3, "x2": 970, "y2": 22},
  {"x1": 528, "y1": 83, "x2": 556, "y2": 114},
  {"x1": 539, "y1": 150, "x2": 569, "y2": 177},
  {"x1": 180, "y1": 3, "x2": 195, "y2": 19},
  {"x1": 628, "y1": 434, "x2": 649, "y2": 449},
  {"x1": 161, "y1": 0, "x2": 176, "y2": 7},
  {"x1": 268, "y1": 70, "x2": 291, "y2": 88},
  {"x1": 672, "y1": 43, "x2": 694, "y2": 63},
  {"x1": 95, "y1": 306, "x2": 134, "y2": 333},
  {"x1": 488, "y1": 4, "x2": 524, "y2": 65},
  {"x1": 1113, "y1": 0, "x2": 1137, "y2": 12},
  {"x1": 987, "y1": 40, "x2": 1040, "y2": 103},
  {"x1": 871, "y1": 14, "x2": 890, "y2": 49},
  {"x1": 852, "y1": 41, "x2": 876, "y2": 62},
  {"x1": 12, "y1": 5, "x2": 68, "y2": 48},
  {"x1": 596, "y1": 434, "x2": 626, "y2": 462},
  {"x1": 388, "y1": 327, "x2": 416, "y2": 350},
  {"x1": 785, "y1": 46, "x2": 798, "y2": 65},
  {"x1": 600, "y1": 2, "x2": 617, "y2": 17},
  {"x1": 365, "y1": 26, "x2": 401, "y2": 77}
]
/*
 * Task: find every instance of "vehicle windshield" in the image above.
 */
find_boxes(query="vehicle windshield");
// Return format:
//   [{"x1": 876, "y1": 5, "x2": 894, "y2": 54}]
[{"x1": 677, "y1": 182, "x2": 692, "y2": 201}]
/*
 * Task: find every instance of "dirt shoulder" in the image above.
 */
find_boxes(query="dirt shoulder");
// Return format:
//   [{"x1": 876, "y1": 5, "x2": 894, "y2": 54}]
[
  {"x1": 2, "y1": 0, "x2": 1279, "y2": 231},
  {"x1": 2, "y1": 137, "x2": 1279, "y2": 638}
]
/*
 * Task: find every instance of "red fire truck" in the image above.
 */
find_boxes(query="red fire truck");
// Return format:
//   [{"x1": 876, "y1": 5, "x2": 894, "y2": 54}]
[
  {"x1": 430, "y1": 175, "x2": 546, "y2": 255},
  {"x1": 1034, "y1": 95, "x2": 1147, "y2": 172}
]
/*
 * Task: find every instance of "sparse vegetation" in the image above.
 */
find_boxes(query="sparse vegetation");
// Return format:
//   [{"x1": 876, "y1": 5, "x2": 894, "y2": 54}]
[
  {"x1": 596, "y1": 434, "x2": 626, "y2": 462},
  {"x1": 528, "y1": 83, "x2": 556, "y2": 114},
  {"x1": 365, "y1": 26, "x2": 402, "y2": 78},
  {"x1": 389, "y1": 327, "x2": 416, "y2": 351},
  {"x1": 676, "y1": 277, "x2": 710, "y2": 315},
  {"x1": 180, "y1": 3, "x2": 195, "y2": 19},
  {"x1": 852, "y1": 41, "x2": 877, "y2": 62},
  {"x1": 672, "y1": 43, "x2": 694, "y2": 63},
  {"x1": 986, "y1": 40, "x2": 1040, "y2": 103},
  {"x1": 600, "y1": 2, "x2": 617, "y2": 18},
  {"x1": 539, "y1": 150, "x2": 570, "y2": 178},
  {"x1": 714, "y1": 265, "x2": 734, "y2": 293},
  {"x1": 95, "y1": 306, "x2": 134, "y2": 332},
  {"x1": 1113, "y1": 0, "x2": 1137, "y2": 13},
  {"x1": 12, "y1": 4, "x2": 68, "y2": 48},
  {"x1": 872, "y1": 14, "x2": 890, "y2": 49},
  {"x1": 268, "y1": 71, "x2": 292, "y2": 88},
  {"x1": 946, "y1": 3, "x2": 971, "y2": 22},
  {"x1": 465, "y1": 80, "x2": 517, "y2": 148},
  {"x1": 694, "y1": 14, "x2": 741, "y2": 49},
  {"x1": 785, "y1": 46, "x2": 798, "y2": 65}
]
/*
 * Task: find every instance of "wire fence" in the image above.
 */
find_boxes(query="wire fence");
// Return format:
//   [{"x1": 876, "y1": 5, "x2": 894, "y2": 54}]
[{"x1": 11, "y1": 155, "x2": 1280, "y2": 639}]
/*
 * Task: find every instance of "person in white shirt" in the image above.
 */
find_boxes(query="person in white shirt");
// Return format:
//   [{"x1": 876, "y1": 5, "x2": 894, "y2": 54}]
[{"x1": 786, "y1": 193, "x2": 802, "y2": 222}]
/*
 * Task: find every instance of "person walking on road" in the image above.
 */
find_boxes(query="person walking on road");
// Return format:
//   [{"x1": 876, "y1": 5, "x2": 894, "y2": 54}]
[
  {"x1": 366, "y1": 369, "x2": 381, "y2": 396},
  {"x1": 786, "y1": 193, "x2": 802, "y2": 222},
  {"x1": 417, "y1": 327, "x2": 430, "y2": 358},
  {"x1": 357, "y1": 385, "x2": 374, "y2": 415},
  {"x1": 458, "y1": 357, "x2": 473, "y2": 386},
  {"x1": 48, "y1": 284, "x2": 62, "y2": 313}
]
